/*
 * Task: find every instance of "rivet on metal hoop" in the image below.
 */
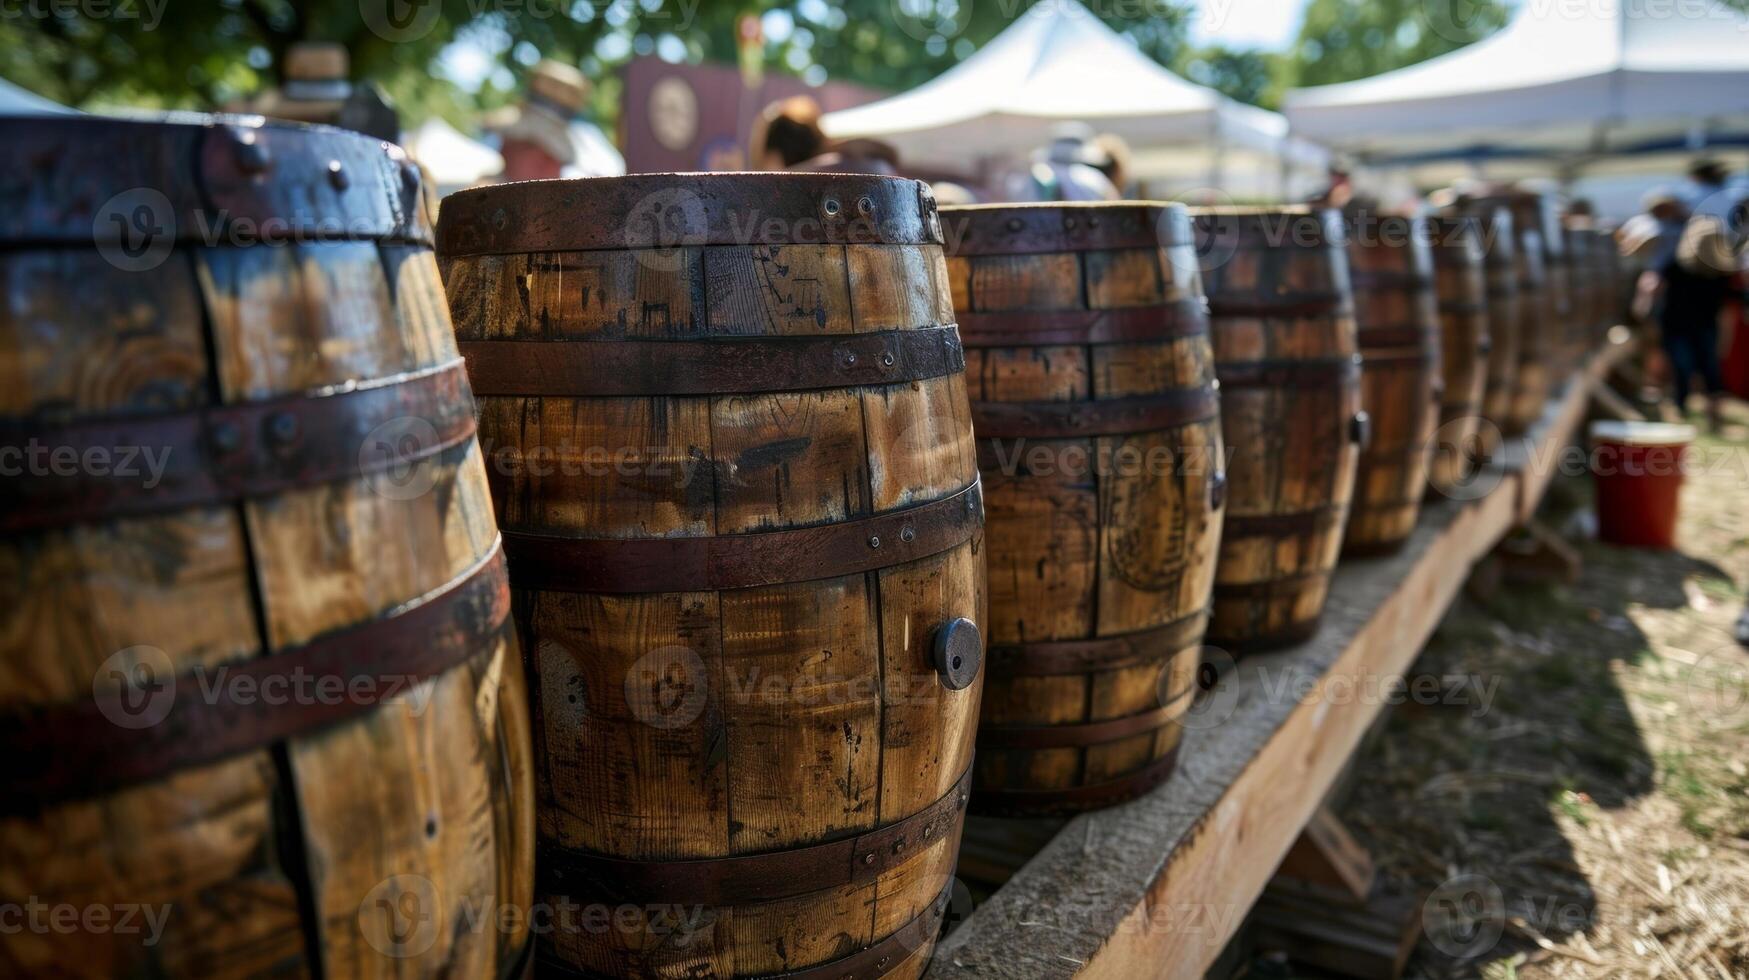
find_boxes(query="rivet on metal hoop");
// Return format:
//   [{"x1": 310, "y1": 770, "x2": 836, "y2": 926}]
[
  {"x1": 327, "y1": 160, "x2": 349, "y2": 190},
  {"x1": 232, "y1": 129, "x2": 269, "y2": 175},
  {"x1": 209, "y1": 421, "x2": 243, "y2": 456},
  {"x1": 857, "y1": 196, "x2": 874, "y2": 216},
  {"x1": 900, "y1": 526, "x2": 915, "y2": 543},
  {"x1": 868, "y1": 535, "x2": 881, "y2": 549},
  {"x1": 265, "y1": 412, "x2": 300, "y2": 446},
  {"x1": 880, "y1": 352, "x2": 895, "y2": 367},
  {"x1": 822, "y1": 197, "x2": 842, "y2": 218},
  {"x1": 1006, "y1": 217, "x2": 1023, "y2": 232}
]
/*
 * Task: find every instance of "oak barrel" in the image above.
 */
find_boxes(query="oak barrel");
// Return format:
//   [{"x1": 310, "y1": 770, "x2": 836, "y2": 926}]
[
  {"x1": 1190, "y1": 207, "x2": 1363, "y2": 651},
  {"x1": 1340, "y1": 212, "x2": 1441, "y2": 555},
  {"x1": 1424, "y1": 215, "x2": 1491, "y2": 493},
  {"x1": 1564, "y1": 225, "x2": 1597, "y2": 365},
  {"x1": 1463, "y1": 207, "x2": 1521, "y2": 458},
  {"x1": 438, "y1": 173, "x2": 985, "y2": 979},
  {"x1": 0, "y1": 116, "x2": 532, "y2": 977},
  {"x1": 939, "y1": 202, "x2": 1223, "y2": 814}
]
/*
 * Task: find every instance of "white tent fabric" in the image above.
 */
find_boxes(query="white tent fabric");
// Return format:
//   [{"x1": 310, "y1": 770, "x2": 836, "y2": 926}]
[
  {"x1": 820, "y1": 0, "x2": 1309, "y2": 179},
  {"x1": 1284, "y1": 0, "x2": 1749, "y2": 161},
  {"x1": 0, "y1": 77, "x2": 77, "y2": 115},
  {"x1": 404, "y1": 117, "x2": 504, "y2": 196}
]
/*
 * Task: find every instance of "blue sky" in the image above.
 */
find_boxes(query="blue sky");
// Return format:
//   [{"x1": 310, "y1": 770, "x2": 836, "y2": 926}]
[{"x1": 1187, "y1": 0, "x2": 1310, "y2": 50}]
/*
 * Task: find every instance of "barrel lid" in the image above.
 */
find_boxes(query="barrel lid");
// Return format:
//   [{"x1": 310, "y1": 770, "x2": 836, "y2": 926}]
[
  {"x1": 0, "y1": 113, "x2": 430, "y2": 247},
  {"x1": 1589, "y1": 420, "x2": 1696, "y2": 446},
  {"x1": 937, "y1": 201, "x2": 1192, "y2": 256},
  {"x1": 435, "y1": 171, "x2": 941, "y2": 257}
]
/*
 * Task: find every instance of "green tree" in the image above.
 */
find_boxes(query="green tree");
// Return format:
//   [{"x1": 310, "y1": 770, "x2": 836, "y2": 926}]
[
  {"x1": 1, "y1": 0, "x2": 1196, "y2": 128},
  {"x1": 1179, "y1": 44, "x2": 1290, "y2": 108},
  {"x1": 1290, "y1": 0, "x2": 1507, "y2": 89}
]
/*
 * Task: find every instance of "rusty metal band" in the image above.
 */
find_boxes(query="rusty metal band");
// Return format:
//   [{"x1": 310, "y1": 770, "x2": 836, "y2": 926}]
[
  {"x1": 986, "y1": 610, "x2": 1209, "y2": 676},
  {"x1": 504, "y1": 480, "x2": 982, "y2": 595},
  {"x1": 955, "y1": 300, "x2": 1208, "y2": 348},
  {"x1": 1213, "y1": 567, "x2": 1334, "y2": 599},
  {"x1": 0, "y1": 540, "x2": 511, "y2": 813},
  {"x1": 1215, "y1": 356, "x2": 1361, "y2": 390},
  {"x1": 940, "y1": 202, "x2": 1192, "y2": 255},
  {"x1": 535, "y1": 879, "x2": 953, "y2": 980},
  {"x1": 971, "y1": 744, "x2": 1182, "y2": 816},
  {"x1": 459, "y1": 328, "x2": 964, "y2": 398},
  {"x1": 540, "y1": 767, "x2": 972, "y2": 907},
  {"x1": 1356, "y1": 325, "x2": 1440, "y2": 349},
  {"x1": 1355, "y1": 347, "x2": 1439, "y2": 366},
  {"x1": 0, "y1": 115, "x2": 431, "y2": 245},
  {"x1": 977, "y1": 689, "x2": 1194, "y2": 750},
  {"x1": 1214, "y1": 617, "x2": 1325, "y2": 654},
  {"x1": 970, "y1": 388, "x2": 1219, "y2": 439},
  {"x1": 437, "y1": 173, "x2": 939, "y2": 256},
  {"x1": 1222, "y1": 506, "x2": 1347, "y2": 538},
  {"x1": 0, "y1": 359, "x2": 479, "y2": 534},
  {"x1": 1204, "y1": 294, "x2": 1350, "y2": 319}
]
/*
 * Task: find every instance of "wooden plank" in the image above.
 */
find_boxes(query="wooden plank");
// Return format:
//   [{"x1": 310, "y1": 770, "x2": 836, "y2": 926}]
[{"x1": 926, "y1": 337, "x2": 1640, "y2": 977}]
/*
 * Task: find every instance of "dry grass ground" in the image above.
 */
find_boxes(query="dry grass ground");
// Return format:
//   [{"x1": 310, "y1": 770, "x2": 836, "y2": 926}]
[{"x1": 1337, "y1": 401, "x2": 1749, "y2": 979}]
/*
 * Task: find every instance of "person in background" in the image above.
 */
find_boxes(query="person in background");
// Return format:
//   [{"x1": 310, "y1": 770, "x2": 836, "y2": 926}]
[
  {"x1": 748, "y1": 96, "x2": 827, "y2": 170},
  {"x1": 485, "y1": 59, "x2": 624, "y2": 182},
  {"x1": 1309, "y1": 159, "x2": 1355, "y2": 210},
  {"x1": 1091, "y1": 133, "x2": 1133, "y2": 197},
  {"x1": 996, "y1": 123, "x2": 1119, "y2": 202},
  {"x1": 231, "y1": 41, "x2": 398, "y2": 142},
  {"x1": 748, "y1": 96, "x2": 899, "y2": 174},
  {"x1": 1656, "y1": 161, "x2": 1739, "y2": 431}
]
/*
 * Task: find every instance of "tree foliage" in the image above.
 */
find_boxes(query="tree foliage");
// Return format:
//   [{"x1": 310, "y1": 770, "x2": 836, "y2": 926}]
[
  {"x1": 0, "y1": 0, "x2": 1519, "y2": 127},
  {"x1": 1289, "y1": 0, "x2": 1507, "y2": 89}
]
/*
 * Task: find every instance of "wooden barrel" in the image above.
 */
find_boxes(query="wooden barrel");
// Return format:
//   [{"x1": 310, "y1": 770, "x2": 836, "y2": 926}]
[
  {"x1": 1497, "y1": 220, "x2": 1552, "y2": 431},
  {"x1": 1564, "y1": 225, "x2": 1597, "y2": 364},
  {"x1": 0, "y1": 117, "x2": 532, "y2": 977},
  {"x1": 938, "y1": 202, "x2": 1223, "y2": 815},
  {"x1": 1190, "y1": 207, "x2": 1363, "y2": 651},
  {"x1": 1464, "y1": 206, "x2": 1521, "y2": 458},
  {"x1": 1424, "y1": 215, "x2": 1491, "y2": 493},
  {"x1": 438, "y1": 173, "x2": 984, "y2": 980},
  {"x1": 1581, "y1": 226, "x2": 1619, "y2": 346},
  {"x1": 1340, "y1": 212, "x2": 1441, "y2": 555}
]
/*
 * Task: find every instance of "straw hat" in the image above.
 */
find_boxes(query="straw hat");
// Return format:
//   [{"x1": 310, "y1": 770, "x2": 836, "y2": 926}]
[{"x1": 485, "y1": 59, "x2": 592, "y2": 166}]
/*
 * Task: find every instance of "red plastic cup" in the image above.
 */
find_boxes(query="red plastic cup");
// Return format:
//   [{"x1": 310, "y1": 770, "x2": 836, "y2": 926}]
[{"x1": 1588, "y1": 421, "x2": 1695, "y2": 549}]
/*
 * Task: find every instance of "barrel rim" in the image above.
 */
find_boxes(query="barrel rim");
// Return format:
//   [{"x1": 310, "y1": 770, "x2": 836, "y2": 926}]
[
  {"x1": 938, "y1": 200, "x2": 1193, "y2": 255},
  {"x1": 0, "y1": 112, "x2": 431, "y2": 246},
  {"x1": 435, "y1": 171, "x2": 940, "y2": 255}
]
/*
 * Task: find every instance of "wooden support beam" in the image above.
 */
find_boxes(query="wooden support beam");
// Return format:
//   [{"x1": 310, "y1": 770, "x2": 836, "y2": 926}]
[{"x1": 1271, "y1": 806, "x2": 1376, "y2": 903}]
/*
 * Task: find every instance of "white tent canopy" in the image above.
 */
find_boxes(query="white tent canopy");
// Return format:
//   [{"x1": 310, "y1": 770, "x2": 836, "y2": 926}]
[
  {"x1": 821, "y1": 0, "x2": 1319, "y2": 185},
  {"x1": 0, "y1": 77, "x2": 76, "y2": 115},
  {"x1": 403, "y1": 117, "x2": 504, "y2": 197},
  {"x1": 1284, "y1": 0, "x2": 1749, "y2": 164}
]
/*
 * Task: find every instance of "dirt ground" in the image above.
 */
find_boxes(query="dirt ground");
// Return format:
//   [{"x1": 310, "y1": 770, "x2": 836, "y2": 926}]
[{"x1": 1333, "y1": 398, "x2": 1749, "y2": 978}]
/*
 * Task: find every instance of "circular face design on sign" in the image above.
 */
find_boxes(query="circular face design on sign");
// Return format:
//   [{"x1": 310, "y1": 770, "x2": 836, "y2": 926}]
[{"x1": 649, "y1": 75, "x2": 699, "y2": 151}]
